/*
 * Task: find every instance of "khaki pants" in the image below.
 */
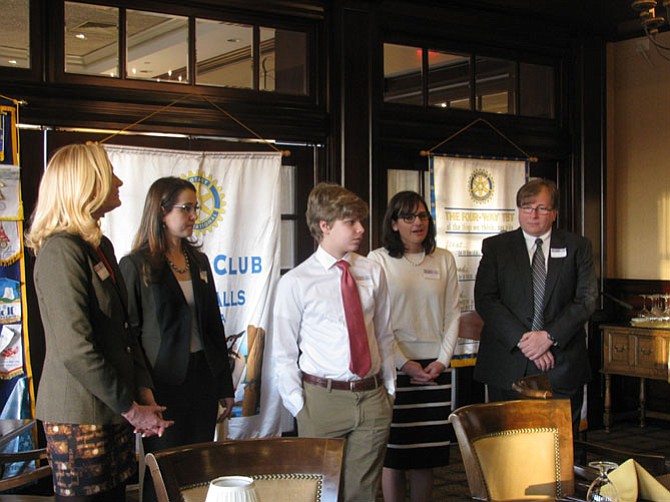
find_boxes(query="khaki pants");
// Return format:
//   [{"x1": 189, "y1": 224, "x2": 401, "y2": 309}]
[{"x1": 297, "y1": 382, "x2": 393, "y2": 502}]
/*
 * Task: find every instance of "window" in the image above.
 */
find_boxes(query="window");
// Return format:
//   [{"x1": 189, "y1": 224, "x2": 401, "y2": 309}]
[
  {"x1": 259, "y1": 27, "x2": 307, "y2": 96},
  {"x1": 60, "y1": 2, "x2": 311, "y2": 96},
  {"x1": 520, "y1": 63, "x2": 555, "y2": 118},
  {"x1": 387, "y1": 170, "x2": 431, "y2": 204},
  {"x1": 196, "y1": 20, "x2": 253, "y2": 89},
  {"x1": 475, "y1": 56, "x2": 516, "y2": 114},
  {"x1": 280, "y1": 164, "x2": 297, "y2": 269},
  {"x1": 127, "y1": 10, "x2": 188, "y2": 83},
  {"x1": 383, "y1": 43, "x2": 423, "y2": 105},
  {"x1": 1, "y1": 0, "x2": 30, "y2": 69},
  {"x1": 64, "y1": 2, "x2": 119, "y2": 77},
  {"x1": 428, "y1": 50, "x2": 470, "y2": 109},
  {"x1": 383, "y1": 43, "x2": 555, "y2": 119}
]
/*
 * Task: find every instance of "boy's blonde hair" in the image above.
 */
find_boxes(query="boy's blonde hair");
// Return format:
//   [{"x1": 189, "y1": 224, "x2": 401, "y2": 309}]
[
  {"x1": 25, "y1": 143, "x2": 114, "y2": 253},
  {"x1": 306, "y1": 182, "x2": 368, "y2": 241}
]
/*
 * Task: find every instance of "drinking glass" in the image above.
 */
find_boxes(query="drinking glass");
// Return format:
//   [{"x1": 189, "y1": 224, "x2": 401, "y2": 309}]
[
  {"x1": 651, "y1": 294, "x2": 663, "y2": 320},
  {"x1": 639, "y1": 294, "x2": 650, "y2": 319},
  {"x1": 663, "y1": 293, "x2": 670, "y2": 321},
  {"x1": 586, "y1": 460, "x2": 619, "y2": 502}
]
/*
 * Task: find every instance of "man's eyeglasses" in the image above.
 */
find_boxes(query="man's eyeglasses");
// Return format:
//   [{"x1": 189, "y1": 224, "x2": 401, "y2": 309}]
[
  {"x1": 399, "y1": 212, "x2": 430, "y2": 224},
  {"x1": 519, "y1": 205, "x2": 553, "y2": 215},
  {"x1": 172, "y1": 203, "x2": 200, "y2": 215}
]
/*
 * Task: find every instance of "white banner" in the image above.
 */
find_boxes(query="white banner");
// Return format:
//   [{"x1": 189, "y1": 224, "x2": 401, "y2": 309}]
[
  {"x1": 431, "y1": 156, "x2": 526, "y2": 365},
  {"x1": 102, "y1": 145, "x2": 287, "y2": 438}
]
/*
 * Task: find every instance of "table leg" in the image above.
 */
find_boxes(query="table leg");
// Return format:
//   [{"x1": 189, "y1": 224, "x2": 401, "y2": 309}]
[
  {"x1": 639, "y1": 377, "x2": 647, "y2": 428},
  {"x1": 604, "y1": 373, "x2": 612, "y2": 433}
]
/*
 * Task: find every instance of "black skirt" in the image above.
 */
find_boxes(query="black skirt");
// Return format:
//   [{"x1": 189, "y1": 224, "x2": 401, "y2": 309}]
[{"x1": 384, "y1": 361, "x2": 455, "y2": 470}]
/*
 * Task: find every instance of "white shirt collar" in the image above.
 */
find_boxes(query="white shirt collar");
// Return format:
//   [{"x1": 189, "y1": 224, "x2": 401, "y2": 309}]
[
  {"x1": 522, "y1": 229, "x2": 552, "y2": 252},
  {"x1": 315, "y1": 245, "x2": 352, "y2": 270}
]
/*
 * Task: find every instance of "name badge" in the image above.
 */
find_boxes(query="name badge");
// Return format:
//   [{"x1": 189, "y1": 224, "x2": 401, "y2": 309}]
[
  {"x1": 423, "y1": 268, "x2": 439, "y2": 280},
  {"x1": 550, "y1": 247, "x2": 567, "y2": 258},
  {"x1": 200, "y1": 270, "x2": 208, "y2": 283},
  {"x1": 94, "y1": 261, "x2": 110, "y2": 281},
  {"x1": 354, "y1": 274, "x2": 373, "y2": 287}
]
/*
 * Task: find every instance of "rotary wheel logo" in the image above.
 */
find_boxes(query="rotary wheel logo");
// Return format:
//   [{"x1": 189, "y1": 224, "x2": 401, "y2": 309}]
[
  {"x1": 185, "y1": 172, "x2": 225, "y2": 235},
  {"x1": 468, "y1": 169, "x2": 494, "y2": 204}
]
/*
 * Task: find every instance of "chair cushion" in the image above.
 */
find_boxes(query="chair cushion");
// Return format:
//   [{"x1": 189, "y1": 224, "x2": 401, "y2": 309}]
[
  {"x1": 473, "y1": 427, "x2": 561, "y2": 500},
  {"x1": 181, "y1": 474, "x2": 324, "y2": 502}
]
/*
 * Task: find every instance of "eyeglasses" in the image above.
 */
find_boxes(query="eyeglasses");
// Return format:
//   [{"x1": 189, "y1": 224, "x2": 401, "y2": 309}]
[
  {"x1": 172, "y1": 203, "x2": 200, "y2": 215},
  {"x1": 519, "y1": 205, "x2": 553, "y2": 215},
  {"x1": 399, "y1": 212, "x2": 430, "y2": 223}
]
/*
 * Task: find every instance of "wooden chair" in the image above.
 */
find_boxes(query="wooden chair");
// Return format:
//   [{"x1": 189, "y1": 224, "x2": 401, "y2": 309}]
[
  {"x1": 0, "y1": 447, "x2": 53, "y2": 501},
  {"x1": 511, "y1": 373, "x2": 553, "y2": 399},
  {"x1": 449, "y1": 399, "x2": 574, "y2": 501},
  {"x1": 145, "y1": 437, "x2": 345, "y2": 502}
]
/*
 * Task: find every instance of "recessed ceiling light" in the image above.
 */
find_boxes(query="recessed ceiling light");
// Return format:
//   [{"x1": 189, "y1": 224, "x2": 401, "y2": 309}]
[
  {"x1": 8, "y1": 60, "x2": 17, "y2": 65},
  {"x1": 227, "y1": 38, "x2": 241, "y2": 43},
  {"x1": 75, "y1": 33, "x2": 86, "y2": 40}
]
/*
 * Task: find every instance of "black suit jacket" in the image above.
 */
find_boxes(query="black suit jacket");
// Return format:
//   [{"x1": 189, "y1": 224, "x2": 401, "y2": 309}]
[
  {"x1": 120, "y1": 248, "x2": 233, "y2": 398},
  {"x1": 473, "y1": 227, "x2": 597, "y2": 392}
]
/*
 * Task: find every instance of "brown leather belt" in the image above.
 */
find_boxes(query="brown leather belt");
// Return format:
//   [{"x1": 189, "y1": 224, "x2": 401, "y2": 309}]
[{"x1": 302, "y1": 372, "x2": 381, "y2": 392}]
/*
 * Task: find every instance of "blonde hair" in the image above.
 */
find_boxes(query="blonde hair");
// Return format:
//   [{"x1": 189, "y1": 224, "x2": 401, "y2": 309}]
[
  {"x1": 306, "y1": 182, "x2": 368, "y2": 241},
  {"x1": 25, "y1": 143, "x2": 114, "y2": 253}
]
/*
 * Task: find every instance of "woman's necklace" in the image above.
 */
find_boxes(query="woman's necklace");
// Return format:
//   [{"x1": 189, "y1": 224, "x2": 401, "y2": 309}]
[
  {"x1": 167, "y1": 248, "x2": 190, "y2": 274},
  {"x1": 403, "y1": 251, "x2": 426, "y2": 267}
]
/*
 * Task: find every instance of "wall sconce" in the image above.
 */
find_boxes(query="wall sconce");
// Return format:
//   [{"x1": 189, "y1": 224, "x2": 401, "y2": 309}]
[{"x1": 632, "y1": 0, "x2": 670, "y2": 59}]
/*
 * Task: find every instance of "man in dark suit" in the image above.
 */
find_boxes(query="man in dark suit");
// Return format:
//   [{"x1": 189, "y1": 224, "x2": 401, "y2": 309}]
[{"x1": 474, "y1": 179, "x2": 597, "y2": 436}]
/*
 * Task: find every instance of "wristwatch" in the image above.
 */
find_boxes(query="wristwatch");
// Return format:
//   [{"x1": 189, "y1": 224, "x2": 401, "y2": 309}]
[{"x1": 547, "y1": 333, "x2": 558, "y2": 347}]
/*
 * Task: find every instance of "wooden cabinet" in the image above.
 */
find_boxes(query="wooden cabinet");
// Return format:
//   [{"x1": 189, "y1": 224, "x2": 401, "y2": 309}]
[{"x1": 601, "y1": 325, "x2": 670, "y2": 431}]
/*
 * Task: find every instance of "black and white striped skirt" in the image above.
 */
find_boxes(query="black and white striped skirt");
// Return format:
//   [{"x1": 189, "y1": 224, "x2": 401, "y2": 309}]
[{"x1": 384, "y1": 362, "x2": 454, "y2": 470}]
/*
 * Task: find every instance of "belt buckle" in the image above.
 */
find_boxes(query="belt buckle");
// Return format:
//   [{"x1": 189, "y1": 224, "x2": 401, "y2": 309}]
[{"x1": 349, "y1": 381, "x2": 355, "y2": 391}]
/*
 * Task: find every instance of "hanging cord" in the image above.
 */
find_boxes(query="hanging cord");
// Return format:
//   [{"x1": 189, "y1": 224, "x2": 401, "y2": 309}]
[
  {"x1": 199, "y1": 95, "x2": 289, "y2": 156},
  {"x1": 99, "y1": 93, "x2": 194, "y2": 144},
  {"x1": 97, "y1": 93, "x2": 289, "y2": 156},
  {"x1": 420, "y1": 117, "x2": 538, "y2": 162}
]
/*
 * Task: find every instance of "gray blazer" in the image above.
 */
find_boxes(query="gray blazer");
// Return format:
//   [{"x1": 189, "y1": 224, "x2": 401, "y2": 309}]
[{"x1": 33, "y1": 233, "x2": 153, "y2": 424}]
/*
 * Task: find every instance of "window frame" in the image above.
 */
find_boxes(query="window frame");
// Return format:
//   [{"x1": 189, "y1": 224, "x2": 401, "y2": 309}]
[
  {"x1": 0, "y1": 0, "x2": 43, "y2": 81},
  {"x1": 47, "y1": 0, "x2": 320, "y2": 105},
  {"x1": 382, "y1": 40, "x2": 559, "y2": 121}
]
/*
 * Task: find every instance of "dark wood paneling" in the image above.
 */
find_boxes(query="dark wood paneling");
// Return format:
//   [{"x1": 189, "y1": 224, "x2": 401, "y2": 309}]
[
  {"x1": 20, "y1": 129, "x2": 47, "y2": 398},
  {"x1": 334, "y1": 2, "x2": 373, "y2": 253}
]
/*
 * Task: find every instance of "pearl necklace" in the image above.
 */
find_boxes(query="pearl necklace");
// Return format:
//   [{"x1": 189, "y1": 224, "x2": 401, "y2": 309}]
[
  {"x1": 167, "y1": 249, "x2": 190, "y2": 274},
  {"x1": 403, "y1": 252, "x2": 426, "y2": 267}
]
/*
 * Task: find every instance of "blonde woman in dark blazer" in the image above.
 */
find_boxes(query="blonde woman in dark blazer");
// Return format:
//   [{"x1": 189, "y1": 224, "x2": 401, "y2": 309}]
[
  {"x1": 119, "y1": 177, "x2": 234, "y2": 501},
  {"x1": 26, "y1": 143, "x2": 172, "y2": 502}
]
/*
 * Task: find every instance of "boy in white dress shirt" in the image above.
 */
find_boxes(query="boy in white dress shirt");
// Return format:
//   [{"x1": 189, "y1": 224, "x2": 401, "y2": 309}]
[{"x1": 273, "y1": 182, "x2": 395, "y2": 502}]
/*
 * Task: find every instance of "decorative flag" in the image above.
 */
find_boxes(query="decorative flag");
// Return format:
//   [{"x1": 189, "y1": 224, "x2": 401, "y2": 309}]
[
  {"x1": 430, "y1": 155, "x2": 526, "y2": 365},
  {"x1": 102, "y1": 145, "x2": 288, "y2": 439}
]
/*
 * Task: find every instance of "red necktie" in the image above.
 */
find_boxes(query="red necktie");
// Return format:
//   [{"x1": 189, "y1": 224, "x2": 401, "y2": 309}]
[{"x1": 336, "y1": 260, "x2": 372, "y2": 378}]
